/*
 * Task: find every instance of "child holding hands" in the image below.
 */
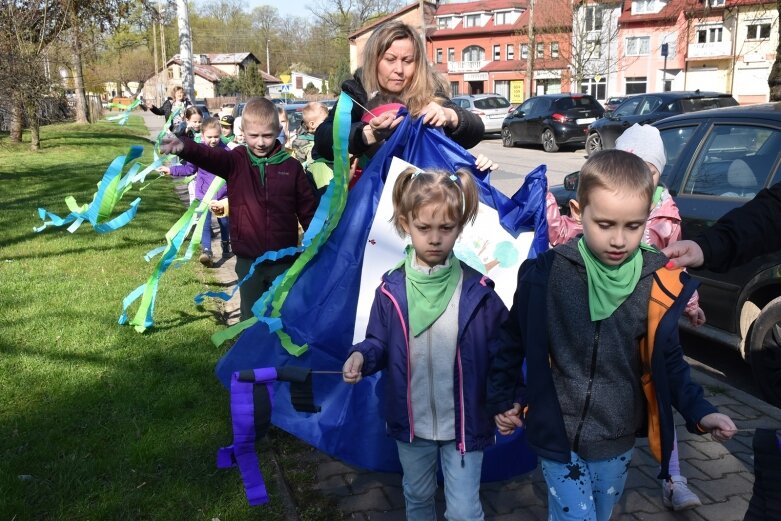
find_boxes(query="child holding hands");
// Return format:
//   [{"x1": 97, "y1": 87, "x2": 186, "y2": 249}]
[
  {"x1": 343, "y1": 167, "x2": 507, "y2": 521},
  {"x1": 488, "y1": 150, "x2": 736, "y2": 521},
  {"x1": 160, "y1": 98, "x2": 317, "y2": 320}
]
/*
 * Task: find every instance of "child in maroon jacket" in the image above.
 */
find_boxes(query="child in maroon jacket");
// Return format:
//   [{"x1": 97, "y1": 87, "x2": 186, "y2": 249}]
[{"x1": 160, "y1": 97, "x2": 318, "y2": 321}]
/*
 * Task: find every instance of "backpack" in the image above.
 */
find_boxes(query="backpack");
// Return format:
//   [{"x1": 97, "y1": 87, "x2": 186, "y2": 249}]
[{"x1": 639, "y1": 266, "x2": 685, "y2": 463}]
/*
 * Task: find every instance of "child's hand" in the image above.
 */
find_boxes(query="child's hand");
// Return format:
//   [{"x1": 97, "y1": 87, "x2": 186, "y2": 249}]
[
  {"x1": 494, "y1": 403, "x2": 523, "y2": 435},
  {"x1": 342, "y1": 352, "x2": 364, "y2": 384},
  {"x1": 685, "y1": 306, "x2": 706, "y2": 327},
  {"x1": 699, "y1": 412, "x2": 737, "y2": 442},
  {"x1": 474, "y1": 154, "x2": 499, "y2": 172},
  {"x1": 157, "y1": 166, "x2": 171, "y2": 175},
  {"x1": 210, "y1": 199, "x2": 228, "y2": 217},
  {"x1": 160, "y1": 134, "x2": 184, "y2": 155}
]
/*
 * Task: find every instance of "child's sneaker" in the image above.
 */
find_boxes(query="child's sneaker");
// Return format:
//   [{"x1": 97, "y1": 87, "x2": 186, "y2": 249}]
[
  {"x1": 221, "y1": 240, "x2": 233, "y2": 259},
  {"x1": 662, "y1": 476, "x2": 701, "y2": 510},
  {"x1": 199, "y1": 249, "x2": 213, "y2": 267}
]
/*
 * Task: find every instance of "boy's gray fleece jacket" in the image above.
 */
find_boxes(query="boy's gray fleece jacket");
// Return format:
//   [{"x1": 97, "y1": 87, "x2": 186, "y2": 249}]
[{"x1": 487, "y1": 241, "x2": 717, "y2": 477}]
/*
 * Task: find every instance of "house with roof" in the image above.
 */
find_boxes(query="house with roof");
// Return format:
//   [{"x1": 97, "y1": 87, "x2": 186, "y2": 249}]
[{"x1": 142, "y1": 52, "x2": 281, "y2": 102}]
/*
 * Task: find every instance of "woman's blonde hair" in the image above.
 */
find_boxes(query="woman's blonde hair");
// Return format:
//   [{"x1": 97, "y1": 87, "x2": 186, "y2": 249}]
[
  {"x1": 391, "y1": 167, "x2": 479, "y2": 236},
  {"x1": 361, "y1": 21, "x2": 447, "y2": 117}
]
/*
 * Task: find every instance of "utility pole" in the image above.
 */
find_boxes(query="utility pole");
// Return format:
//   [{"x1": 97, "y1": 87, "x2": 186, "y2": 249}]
[
  {"x1": 266, "y1": 39, "x2": 270, "y2": 74},
  {"x1": 176, "y1": 0, "x2": 195, "y2": 102},
  {"x1": 525, "y1": 0, "x2": 535, "y2": 100},
  {"x1": 152, "y1": 21, "x2": 159, "y2": 104}
]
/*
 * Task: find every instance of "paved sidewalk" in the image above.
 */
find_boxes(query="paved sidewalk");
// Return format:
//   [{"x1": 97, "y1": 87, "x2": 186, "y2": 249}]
[{"x1": 138, "y1": 109, "x2": 781, "y2": 520}]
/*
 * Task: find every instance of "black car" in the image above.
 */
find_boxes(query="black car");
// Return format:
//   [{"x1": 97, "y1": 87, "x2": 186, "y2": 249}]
[
  {"x1": 501, "y1": 93, "x2": 604, "y2": 152},
  {"x1": 550, "y1": 103, "x2": 781, "y2": 406},
  {"x1": 585, "y1": 90, "x2": 738, "y2": 156},
  {"x1": 604, "y1": 96, "x2": 628, "y2": 111}
]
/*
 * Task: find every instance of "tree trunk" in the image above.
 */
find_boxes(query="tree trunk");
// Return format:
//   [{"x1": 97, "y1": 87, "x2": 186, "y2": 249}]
[
  {"x1": 9, "y1": 98, "x2": 23, "y2": 143},
  {"x1": 25, "y1": 101, "x2": 40, "y2": 151},
  {"x1": 769, "y1": 0, "x2": 781, "y2": 101},
  {"x1": 69, "y1": 8, "x2": 89, "y2": 124}
]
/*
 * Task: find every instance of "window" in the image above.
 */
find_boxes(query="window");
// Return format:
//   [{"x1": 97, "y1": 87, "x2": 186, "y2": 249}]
[
  {"x1": 584, "y1": 5, "x2": 603, "y2": 32},
  {"x1": 551, "y1": 42, "x2": 560, "y2": 59},
  {"x1": 450, "y1": 81, "x2": 460, "y2": 97},
  {"x1": 495, "y1": 11, "x2": 509, "y2": 25},
  {"x1": 465, "y1": 14, "x2": 480, "y2": 28},
  {"x1": 462, "y1": 45, "x2": 485, "y2": 62},
  {"x1": 585, "y1": 40, "x2": 601, "y2": 58},
  {"x1": 507, "y1": 44, "x2": 515, "y2": 60},
  {"x1": 697, "y1": 26, "x2": 723, "y2": 43},
  {"x1": 626, "y1": 36, "x2": 650, "y2": 56},
  {"x1": 614, "y1": 96, "x2": 642, "y2": 116},
  {"x1": 536, "y1": 42, "x2": 545, "y2": 59},
  {"x1": 448, "y1": 48, "x2": 455, "y2": 62},
  {"x1": 747, "y1": 23, "x2": 772, "y2": 40},
  {"x1": 494, "y1": 44, "x2": 501, "y2": 60},
  {"x1": 495, "y1": 80, "x2": 510, "y2": 99},
  {"x1": 660, "y1": 126, "x2": 697, "y2": 174},
  {"x1": 521, "y1": 44, "x2": 529, "y2": 59},
  {"x1": 632, "y1": 0, "x2": 656, "y2": 14},
  {"x1": 625, "y1": 76, "x2": 647, "y2": 94},
  {"x1": 436, "y1": 48, "x2": 443, "y2": 64},
  {"x1": 438, "y1": 17, "x2": 450, "y2": 29},
  {"x1": 580, "y1": 77, "x2": 606, "y2": 99},
  {"x1": 682, "y1": 125, "x2": 779, "y2": 198},
  {"x1": 638, "y1": 96, "x2": 662, "y2": 115}
]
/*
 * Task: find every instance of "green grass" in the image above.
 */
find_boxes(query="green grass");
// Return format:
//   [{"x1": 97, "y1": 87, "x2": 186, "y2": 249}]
[{"x1": 0, "y1": 119, "x2": 342, "y2": 520}]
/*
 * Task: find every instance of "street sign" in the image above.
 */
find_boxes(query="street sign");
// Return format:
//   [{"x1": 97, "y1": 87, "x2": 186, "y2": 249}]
[
  {"x1": 661, "y1": 43, "x2": 669, "y2": 57},
  {"x1": 280, "y1": 84, "x2": 290, "y2": 93}
]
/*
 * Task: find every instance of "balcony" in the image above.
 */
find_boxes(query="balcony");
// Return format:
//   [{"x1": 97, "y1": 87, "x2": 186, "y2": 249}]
[
  {"x1": 688, "y1": 41, "x2": 732, "y2": 59},
  {"x1": 448, "y1": 60, "x2": 490, "y2": 73}
]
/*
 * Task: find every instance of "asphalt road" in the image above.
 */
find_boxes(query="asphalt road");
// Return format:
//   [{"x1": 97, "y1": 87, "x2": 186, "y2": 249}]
[{"x1": 471, "y1": 134, "x2": 767, "y2": 405}]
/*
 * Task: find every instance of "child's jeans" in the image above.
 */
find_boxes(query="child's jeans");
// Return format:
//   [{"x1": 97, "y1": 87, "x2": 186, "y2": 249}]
[
  {"x1": 200, "y1": 210, "x2": 229, "y2": 252},
  {"x1": 395, "y1": 438, "x2": 484, "y2": 521},
  {"x1": 540, "y1": 449, "x2": 633, "y2": 521}
]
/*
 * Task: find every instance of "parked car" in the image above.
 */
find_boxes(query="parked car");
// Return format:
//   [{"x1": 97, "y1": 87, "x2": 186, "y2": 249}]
[
  {"x1": 194, "y1": 103, "x2": 211, "y2": 119},
  {"x1": 604, "y1": 96, "x2": 628, "y2": 111},
  {"x1": 585, "y1": 90, "x2": 738, "y2": 156},
  {"x1": 501, "y1": 93, "x2": 604, "y2": 152},
  {"x1": 549, "y1": 103, "x2": 781, "y2": 406},
  {"x1": 451, "y1": 94, "x2": 512, "y2": 134}
]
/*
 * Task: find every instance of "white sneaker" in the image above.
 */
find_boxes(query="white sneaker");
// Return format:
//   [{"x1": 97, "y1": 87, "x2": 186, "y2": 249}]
[{"x1": 662, "y1": 476, "x2": 702, "y2": 511}]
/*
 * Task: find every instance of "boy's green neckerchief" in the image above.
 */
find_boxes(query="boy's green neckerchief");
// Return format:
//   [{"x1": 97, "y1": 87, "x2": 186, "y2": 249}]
[
  {"x1": 577, "y1": 238, "x2": 655, "y2": 321},
  {"x1": 399, "y1": 246, "x2": 461, "y2": 337},
  {"x1": 652, "y1": 186, "x2": 664, "y2": 206},
  {"x1": 221, "y1": 134, "x2": 235, "y2": 144},
  {"x1": 246, "y1": 146, "x2": 290, "y2": 185}
]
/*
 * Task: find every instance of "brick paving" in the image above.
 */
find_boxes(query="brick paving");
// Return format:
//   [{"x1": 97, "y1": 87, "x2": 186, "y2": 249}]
[{"x1": 140, "y1": 110, "x2": 781, "y2": 521}]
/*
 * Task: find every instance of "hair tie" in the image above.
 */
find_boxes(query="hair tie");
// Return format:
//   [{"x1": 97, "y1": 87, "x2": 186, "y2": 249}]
[{"x1": 412, "y1": 168, "x2": 424, "y2": 179}]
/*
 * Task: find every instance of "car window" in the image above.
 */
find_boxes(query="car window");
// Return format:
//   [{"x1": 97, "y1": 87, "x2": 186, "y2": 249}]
[
  {"x1": 680, "y1": 97, "x2": 737, "y2": 112},
  {"x1": 614, "y1": 97, "x2": 642, "y2": 117},
  {"x1": 518, "y1": 99, "x2": 535, "y2": 114},
  {"x1": 474, "y1": 97, "x2": 510, "y2": 110},
  {"x1": 638, "y1": 96, "x2": 662, "y2": 115},
  {"x1": 682, "y1": 124, "x2": 780, "y2": 199},
  {"x1": 660, "y1": 126, "x2": 698, "y2": 185}
]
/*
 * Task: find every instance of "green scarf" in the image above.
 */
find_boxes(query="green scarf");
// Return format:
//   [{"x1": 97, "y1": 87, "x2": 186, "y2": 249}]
[
  {"x1": 652, "y1": 186, "x2": 664, "y2": 206},
  {"x1": 247, "y1": 147, "x2": 290, "y2": 185},
  {"x1": 577, "y1": 238, "x2": 654, "y2": 321},
  {"x1": 402, "y1": 248, "x2": 461, "y2": 337}
]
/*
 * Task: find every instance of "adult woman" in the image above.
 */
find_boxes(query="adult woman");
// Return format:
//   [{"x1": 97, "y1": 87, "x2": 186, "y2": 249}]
[
  {"x1": 314, "y1": 21, "x2": 484, "y2": 161},
  {"x1": 147, "y1": 85, "x2": 191, "y2": 135}
]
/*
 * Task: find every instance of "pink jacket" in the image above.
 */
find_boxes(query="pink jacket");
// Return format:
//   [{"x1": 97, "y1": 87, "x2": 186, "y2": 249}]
[{"x1": 546, "y1": 188, "x2": 700, "y2": 314}]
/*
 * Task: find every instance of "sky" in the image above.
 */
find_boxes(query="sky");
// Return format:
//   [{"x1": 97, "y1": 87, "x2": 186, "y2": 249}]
[{"x1": 241, "y1": 0, "x2": 314, "y2": 21}]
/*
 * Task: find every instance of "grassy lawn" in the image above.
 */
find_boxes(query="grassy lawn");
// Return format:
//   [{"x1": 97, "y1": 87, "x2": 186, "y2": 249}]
[{"x1": 0, "y1": 119, "x2": 342, "y2": 520}]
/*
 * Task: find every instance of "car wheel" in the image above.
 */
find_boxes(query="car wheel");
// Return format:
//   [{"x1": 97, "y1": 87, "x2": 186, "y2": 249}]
[
  {"x1": 541, "y1": 129, "x2": 559, "y2": 153},
  {"x1": 748, "y1": 296, "x2": 781, "y2": 407},
  {"x1": 501, "y1": 128, "x2": 515, "y2": 148},
  {"x1": 586, "y1": 133, "x2": 602, "y2": 156}
]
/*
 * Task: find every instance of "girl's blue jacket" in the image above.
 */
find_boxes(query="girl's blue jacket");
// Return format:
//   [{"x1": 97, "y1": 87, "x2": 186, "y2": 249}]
[{"x1": 350, "y1": 263, "x2": 509, "y2": 454}]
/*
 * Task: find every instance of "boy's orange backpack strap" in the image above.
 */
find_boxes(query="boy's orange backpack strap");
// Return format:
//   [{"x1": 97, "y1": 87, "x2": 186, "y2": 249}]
[{"x1": 640, "y1": 267, "x2": 684, "y2": 462}]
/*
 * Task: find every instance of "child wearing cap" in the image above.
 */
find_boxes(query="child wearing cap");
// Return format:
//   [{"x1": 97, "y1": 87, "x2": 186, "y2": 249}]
[
  {"x1": 545, "y1": 123, "x2": 707, "y2": 511},
  {"x1": 220, "y1": 115, "x2": 235, "y2": 144}
]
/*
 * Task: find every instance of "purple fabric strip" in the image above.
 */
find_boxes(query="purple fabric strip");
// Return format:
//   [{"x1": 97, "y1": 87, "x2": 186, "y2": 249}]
[{"x1": 217, "y1": 369, "x2": 278, "y2": 506}]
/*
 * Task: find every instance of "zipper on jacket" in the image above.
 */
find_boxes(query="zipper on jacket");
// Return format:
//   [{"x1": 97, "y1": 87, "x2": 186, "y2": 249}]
[
  {"x1": 457, "y1": 346, "x2": 466, "y2": 467},
  {"x1": 380, "y1": 284, "x2": 414, "y2": 441},
  {"x1": 428, "y1": 328, "x2": 438, "y2": 440},
  {"x1": 573, "y1": 321, "x2": 601, "y2": 453}
]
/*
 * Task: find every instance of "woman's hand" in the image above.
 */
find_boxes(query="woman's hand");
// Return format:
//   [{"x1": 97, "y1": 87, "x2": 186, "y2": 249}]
[
  {"x1": 474, "y1": 154, "x2": 498, "y2": 172},
  {"x1": 421, "y1": 101, "x2": 458, "y2": 129},
  {"x1": 362, "y1": 111, "x2": 404, "y2": 145}
]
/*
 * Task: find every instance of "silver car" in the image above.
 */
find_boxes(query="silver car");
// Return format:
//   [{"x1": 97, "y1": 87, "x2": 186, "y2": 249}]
[{"x1": 451, "y1": 94, "x2": 512, "y2": 134}]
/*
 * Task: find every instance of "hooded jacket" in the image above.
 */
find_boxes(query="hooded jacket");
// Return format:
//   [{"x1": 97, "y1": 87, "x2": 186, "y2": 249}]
[
  {"x1": 178, "y1": 138, "x2": 317, "y2": 259},
  {"x1": 168, "y1": 141, "x2": 229, "y2": 201},
  {"x1": 486, "y1": 242, "x2": 717, "y2": 477},
  {"x1": 313, "y1": 70, "x2": 484, "y2": 161},
  {"x1": 350, "y1": 264, "x2": 508, "y2": 453}
]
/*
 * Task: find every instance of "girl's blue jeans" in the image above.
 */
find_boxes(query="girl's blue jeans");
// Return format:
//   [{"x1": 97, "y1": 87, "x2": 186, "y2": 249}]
[
  {"x1": 201, "y1": 210, "x2": 229, "y2": 251},
  {"x1": 395, "y1": 438, "x2": 484, "y2": 521},
  {"x1": 540, "y1": 449, "x2": 633, "y2": 521}
]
